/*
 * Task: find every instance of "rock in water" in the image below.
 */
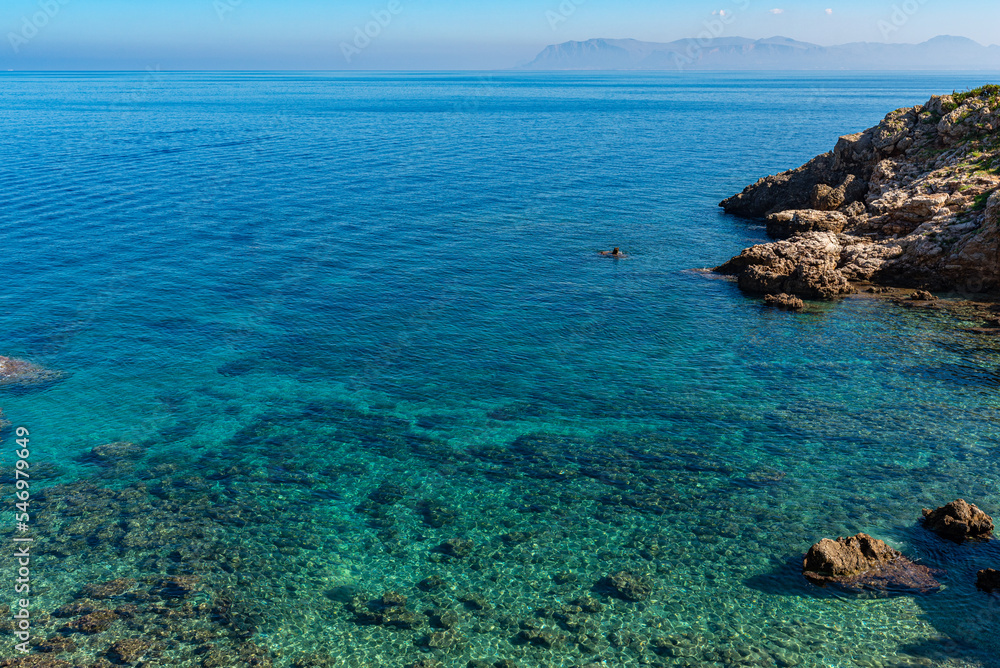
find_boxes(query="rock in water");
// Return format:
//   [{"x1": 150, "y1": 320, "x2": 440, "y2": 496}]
[
  {"x1": 764, "y1": 293, "x2": 805, "y2": 311},
  {"x1": 0, "y1": 355, "x2": 64, "y2": 387},
  {"x1": 922, "y1": 499, "x2": 994, "y2": 540},
  {"x1": 598, "y1": 570, "x2": 653, "y2": 601},
  {"x1": 802, "y1": 533, "x2": 940, "y2": 592},
  {"x1": 717, "y1": 86, "x2": 1000, "y2": 298},
  {"x1": 977, "y1": 569, "x2": 1000, "y2": 593}
]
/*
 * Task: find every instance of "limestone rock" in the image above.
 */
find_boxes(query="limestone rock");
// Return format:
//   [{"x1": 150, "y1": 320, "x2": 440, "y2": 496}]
[
  {"x1": 715, "y1": 232, "x2": 855, "y2": 300},
  {"x1": 766, "y1": 210, "x2": 848, "y2": 239},
  {"x1": 922, "y1": 499, "x2": 994, "y2": 540},
  {"x1": 802, "y1": 533, "x2": 940, "y2": 592},
  {"x1": 717, "y1": 86, "x2": 1000, "y2": 295}
]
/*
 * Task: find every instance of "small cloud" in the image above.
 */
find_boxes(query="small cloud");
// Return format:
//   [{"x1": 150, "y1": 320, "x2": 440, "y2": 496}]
[
  {"x1": 825, "y1": 8, "x2": 833, "y2": 14},
  {"x1": 769, "y1": 8, "x2": 784, "y2": 14},
  {"x1": 712, "y1": 9, "x2": 729, "y2": 17}
]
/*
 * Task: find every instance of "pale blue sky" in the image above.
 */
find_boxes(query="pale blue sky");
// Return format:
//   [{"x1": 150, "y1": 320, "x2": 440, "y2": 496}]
[{"x1": 2, "y1": 0, "x2": 998, "y2": 70}]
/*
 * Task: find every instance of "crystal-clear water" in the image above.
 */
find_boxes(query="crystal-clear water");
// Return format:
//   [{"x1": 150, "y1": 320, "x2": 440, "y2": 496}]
[{"x1": 2, "y1": 71, "x2": 1000, "y2": 667}]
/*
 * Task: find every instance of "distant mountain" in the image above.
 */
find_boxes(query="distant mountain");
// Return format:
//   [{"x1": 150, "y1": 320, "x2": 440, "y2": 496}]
[{"x1": 523, "y1": 36, "x2": 1000, "y2": 70}]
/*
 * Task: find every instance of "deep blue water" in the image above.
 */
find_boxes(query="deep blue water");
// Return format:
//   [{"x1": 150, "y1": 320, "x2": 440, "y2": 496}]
[{"x1": 2, "y1": 71, "x2": 1000, "y2": 667}]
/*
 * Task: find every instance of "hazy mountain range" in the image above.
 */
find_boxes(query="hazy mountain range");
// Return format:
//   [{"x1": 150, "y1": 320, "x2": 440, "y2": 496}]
[{"x1": 523, "y1": 35, "x2": 1000, "y2": 70}]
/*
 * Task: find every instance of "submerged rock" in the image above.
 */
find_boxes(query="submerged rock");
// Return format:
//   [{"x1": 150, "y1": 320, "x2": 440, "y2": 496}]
[
  {"x1": 717, "y1": 87, "x2": 1000, "y2": 298},
  {"x1": 922, "y1": 499, "x2": 994, "y2": 540},
  {"x1": 0, "y1": 657, "x2": 73, "y2": 667},
  {"x1": 0, "y1": 355, "x2": 64, "y2": 387},
  {"x1": 976, "y1": 569, "x2": 1000, "y2": 592},
  {"x1": 81, "y1": 577, "x2": 136, "y2": 599},
  {"x1": 764, "y1": 293, "x2": 805, "y2": 311},
  {"x1": 106, "y1": 639, "x2": 153, "y2": 664},
  {"x1": 802, "y1": 533, "x2": 940, "y2": 592},
  {"x1": 597, "y1": 570, "x2": 653, "y2": 601},
  {"x1": 90, "y1": 442, "x2": 145, "y2": 464},
  {"x1": 439, "y1": 538, "x2": 474, "y2": 558},
  {"x1": 63, "y1": 609, "x2": 119, "y2": 633}
]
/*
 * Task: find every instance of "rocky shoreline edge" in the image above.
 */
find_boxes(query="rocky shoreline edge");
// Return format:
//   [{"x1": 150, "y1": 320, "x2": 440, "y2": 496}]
[
  {"x1": 715, "y1": 85, "x2": 1000, "y2": 323},
  {"x1": 804, "y1": 499, "x2": 997, "y2": 595}
]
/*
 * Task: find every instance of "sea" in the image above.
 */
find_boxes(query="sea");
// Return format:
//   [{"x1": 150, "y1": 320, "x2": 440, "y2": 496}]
[{"x1": 2, "y1": 71, "x2": 1000, "y2": 668}]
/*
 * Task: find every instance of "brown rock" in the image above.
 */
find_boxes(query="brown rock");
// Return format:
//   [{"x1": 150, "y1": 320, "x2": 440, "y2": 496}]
[
  {"x1": 0, "y1": 356, "x2": 64, "y2": 387},
  {"x1": 106, "y1": 639, "x2": 153, "y2": 664},
  {"x1": 598, "y1": 570, "x2": 653, "y2": 601},
  {"x1": 52, "y1": 600, "x2": 98, "y2": 618},
  {"x1": 718, "y1": 89, "x2": 1000, "y2": 297},
  {"x1": 715, "y1": 232, "x2": 857, "y2": 300},
  {"x1": 379, "y1": 591, "x2": 407, "y2": 608},
  {"x1": 802, "y1": 533, "x2": 940, "y2": 592},
  {"x1": 922, "y1": 499, "x2": 994, "y2": 540},
  {"x1": 908, "y1": 290, "x2": 937, "y2": 301},
  {"x1": 37, "y1": 636, "x2": 77, "y2": 654},
  {"x1": 439, "y1": 538, "x2": 474, "y2": 558},
  {"x1": 976, "y1": 569, "x2": 1000, "y2": 593},
  {"x1": 90, "y1": 442, "x2": 144, "y2": 463},
  {"x1": 766, "y1": 209, "x2": 848, "y2": 239},
  {"x1": 81, "y1": 578, "x2": 135, "y2": 599},
  {"x1": 764, "y1": 294, "x2": 805, "y2": 311},
  {"x1": 0, "y1": 657, "x2": 73, "y2": 668},
  {"x1": 64, "y1": 609, "x2": 118, "y2": 633},
  {"x1": 152, "y1": 575, "x2": 200, "y2": 599}
]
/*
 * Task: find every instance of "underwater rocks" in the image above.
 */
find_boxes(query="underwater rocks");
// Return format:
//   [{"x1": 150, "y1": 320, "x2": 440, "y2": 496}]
[
  {"x1": 81, "y1": 577, "x2": 136, "y2": 599},
  {"x1": 802, "y1": 533, "x2": 940, "y2": 592},
  {"x1": 922, "y1": 499, "x2": 994, "y2": 540},
  {"x1": 764, "y1": 293, "x2": 805, "y2": 311},
  {"x1": 89, "y1": 442, "x2": 145, "y2": 464},
  {"x1": 597, "y1": 570, "x2": 653, "y2": 601},
  {"x1": 0, "y1": 355, "x2": 64, "y2": 387},
  {"x1": 62, "y1": 609, "x2": 119, "y2": 633},
  {"x1": 439, "y1": 538, "x2": 475, "y2": 558},
  {"x1": 0, "y1": 658, "x2": 73, "y2": 668},
  {"x1": 717, "y1": 87, "x2": 1000, "y2": 298},
  {"x1": 977, "y1": 569, "x2": 1000, "y2": 592},
  {"x1": 347, "y1": 591, "x2": 425, "y2": 629},
  {"x1": 105, "y1": 639, "x2": 154, "y2": 663}
]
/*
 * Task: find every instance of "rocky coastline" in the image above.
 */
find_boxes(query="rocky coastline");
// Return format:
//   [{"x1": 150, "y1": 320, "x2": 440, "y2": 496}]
[{"x1": 716, "y1": 85, "x2": 1000, "y2": 304}]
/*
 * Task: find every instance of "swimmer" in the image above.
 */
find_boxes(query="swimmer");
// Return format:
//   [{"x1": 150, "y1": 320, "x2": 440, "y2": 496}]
[{"x1": 600, "y1": 247, "x2": 626, "y2": 257}]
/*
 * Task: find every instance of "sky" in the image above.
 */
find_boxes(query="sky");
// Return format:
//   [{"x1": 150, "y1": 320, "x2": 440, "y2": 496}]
[{"x1": 2, "y1": 0, "x2": 999, "y2": 70}]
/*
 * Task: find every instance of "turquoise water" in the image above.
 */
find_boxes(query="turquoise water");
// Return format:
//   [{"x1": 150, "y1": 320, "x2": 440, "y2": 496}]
[{"x1": 2, "y1": 72, "x2": 1000, "y2": 667}]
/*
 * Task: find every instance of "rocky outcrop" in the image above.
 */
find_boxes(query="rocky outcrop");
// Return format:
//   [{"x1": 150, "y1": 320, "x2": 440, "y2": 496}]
[
  {"x1": 922, "y1": 499, "x2": 994, "y2": 540},
  {"x1": 802, "y1": 533, "x2": 940, "y2": 592},
  {"x1": 0, "y1": 355, "x2": 63, "y2": 387},
  {"x1": 977, "y1": 569, "x2": 1000, "y2": 592},
  {"x1": 717, "y1": 86, "x2": 1000, "y2": 298}
]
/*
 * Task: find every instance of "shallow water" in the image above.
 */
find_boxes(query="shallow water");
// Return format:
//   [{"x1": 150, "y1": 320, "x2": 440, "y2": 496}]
[{"x1": 2, "y1": 71, "x2": 1000, "y2": 667}]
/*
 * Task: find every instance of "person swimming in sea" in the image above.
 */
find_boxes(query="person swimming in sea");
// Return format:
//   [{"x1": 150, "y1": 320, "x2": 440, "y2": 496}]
[{"x1": 600, "y1": 247, "x2": 626, "y2": 258}]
